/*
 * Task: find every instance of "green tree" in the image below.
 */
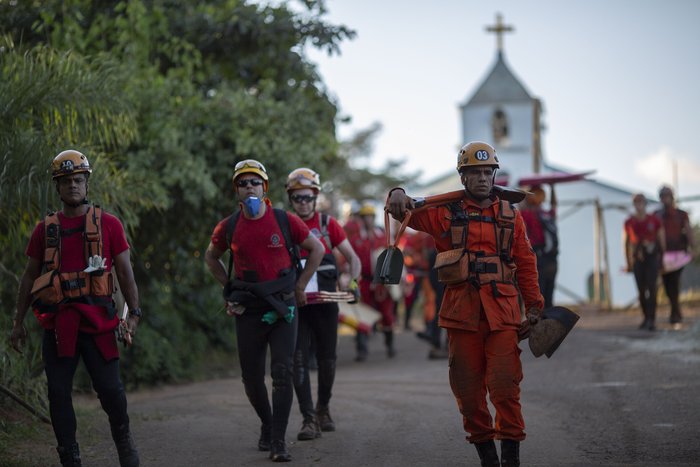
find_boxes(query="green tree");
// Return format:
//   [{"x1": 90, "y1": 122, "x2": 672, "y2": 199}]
[{"x1": 0, "y1": 0, "x2": 357, "y2": 390}]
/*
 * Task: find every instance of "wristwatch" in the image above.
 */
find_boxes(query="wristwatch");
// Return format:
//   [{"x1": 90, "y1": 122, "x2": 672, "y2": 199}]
[{"x1": 129, "y1": 307, "x2": 142, "y2": 318}]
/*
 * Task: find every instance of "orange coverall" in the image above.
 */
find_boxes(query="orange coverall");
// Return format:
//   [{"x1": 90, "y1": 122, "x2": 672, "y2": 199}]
[{"x1": 408, "y1": 196, "x2": 543, "y2": 443}]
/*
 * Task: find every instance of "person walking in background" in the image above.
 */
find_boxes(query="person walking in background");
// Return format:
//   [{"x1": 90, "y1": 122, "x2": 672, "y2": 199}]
[
  {"x1": 344, "y1": 203, "x2": 397, "y2": 361},
  {"x1": 400, "y1": 229, "x2": 432, "y2": 331},
  {"x1": 520, "y1": 185, "x2": 558, "y2": 309},
  {"x1": 425, "y1": 246, "x2": 448, "y2": 359},
  {"x1": 386, "y1": 142, "x2": 543, "y2": 467},
  {"x1": 655, "y1": 185, "x2": 694, "y2": 324},
  {"x1": 624, "y1": 193, "x2": 665, "y2": 331},
  {"x1": 204, "y1": 159, "x2": 324, "y2": 462},
  {"x1": 284, "y1": 168, "x2": 361, "y2": 440},
  {"x1": 10, "y1": 150, "x2": 141, "y2": 467}
]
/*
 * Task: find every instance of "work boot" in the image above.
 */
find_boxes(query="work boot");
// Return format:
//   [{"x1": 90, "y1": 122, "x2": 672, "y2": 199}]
[
  {"x1": 355, "y1": 333, "x2": 369, "y2": 362},
  {"x1": 269, "y1": 440, "x2": 291, "y2": 462},
  {"x1": 316, "y1": 405, "x2": 336, "y2": 432},
  {"x1": 474, "y1": 440, "x2": 499, "y2": 467},
  {"x1": 297, "y1": 417, "x2": 321, "y2": 440},
  {"x1": 384, "y1": 330, "x2": 396, "y2": 358},
  {"x1": 428, "y1": 347, "x2": 448, "y2": 360},
  {"x1": 56, "y1": 442, "x2": 81, "y2": 467},
  {"x1": 500, "y1": 439, "x2": 520, "y2": 467},
  {"x1": 258, "y1": 423, "x2": 271, "y2": 451},
  {"x1": 111, "y1": 423, "x2": 140, "y2": 467}
]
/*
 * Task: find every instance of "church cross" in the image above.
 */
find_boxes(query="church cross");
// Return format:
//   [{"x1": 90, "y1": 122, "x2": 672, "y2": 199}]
[{"x1": 486, "y1": 13, "x2": 514, "y2": 53}]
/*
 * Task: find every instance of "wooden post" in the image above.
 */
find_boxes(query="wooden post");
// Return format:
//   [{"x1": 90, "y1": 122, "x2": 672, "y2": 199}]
[
  {"x1": 532, "y1": 98, "x2": 542, "y2": 174},
  {"x1": 593, "y1": 198, "x2": 601, "y2": 305},
  {"x1": 598, "y1": 203, "x2": 613, "y2": 310}
]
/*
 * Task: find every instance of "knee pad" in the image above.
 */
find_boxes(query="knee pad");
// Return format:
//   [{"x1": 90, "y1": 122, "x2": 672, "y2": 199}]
[{"x1": 271, "y1": 362, "x2": 292, "y2": 386}]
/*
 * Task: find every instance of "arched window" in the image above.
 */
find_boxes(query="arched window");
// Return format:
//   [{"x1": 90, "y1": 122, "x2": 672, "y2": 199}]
[{"x1": 491, "y1": 108, "x2": 509, "y2": 145}]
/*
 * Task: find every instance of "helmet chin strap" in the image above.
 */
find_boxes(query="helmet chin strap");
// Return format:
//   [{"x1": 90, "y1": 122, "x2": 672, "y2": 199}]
[{"x1": 61, "y1": 197, "x2": 89, "y2": 208}]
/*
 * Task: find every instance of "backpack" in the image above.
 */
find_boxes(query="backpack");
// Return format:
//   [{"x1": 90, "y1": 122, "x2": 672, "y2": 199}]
[
  {"x1": 315, "y1": 213, "x2": 339, "y2": 291},
  {"x1": 224, "y1": 208, "x2": 302, "y2": 281},
  {"x1": 538, "y1": 211, "x2": 559, "y2": 258}
]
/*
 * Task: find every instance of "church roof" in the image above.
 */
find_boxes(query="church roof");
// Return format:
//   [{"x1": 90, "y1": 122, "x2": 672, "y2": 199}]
[{"x1": 463, "y1": 52, "x2": 533, "y2": 106}]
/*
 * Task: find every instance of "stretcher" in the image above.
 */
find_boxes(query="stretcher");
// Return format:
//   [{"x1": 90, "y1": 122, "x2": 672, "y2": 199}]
[
  {"x1": 306, "y1": 291, "x2": 355, "y2": 304},
  {"x1": 517, "y1": 170, "x2": 595, "y2": 187},
  {"x1": 337, "y1": 301, "x2": 382, "y2": 335},
  {"x1": 662, "y1": 251, "x2": 692, "y2": 273}
]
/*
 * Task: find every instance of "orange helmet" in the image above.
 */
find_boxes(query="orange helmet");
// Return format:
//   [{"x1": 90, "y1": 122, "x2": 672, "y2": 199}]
[
  {"x1": 456, "y1": 141, "x2": 500, "y2": 172},
  {"x1": 286, "y1": 168, "x2": 321, "y2": 193},
  {"x1": 232, "y1": 159, "x2": 268, "y2": 191},
  {"x1": 51, "y1": 150, "x2": 92, "y2": 179}
]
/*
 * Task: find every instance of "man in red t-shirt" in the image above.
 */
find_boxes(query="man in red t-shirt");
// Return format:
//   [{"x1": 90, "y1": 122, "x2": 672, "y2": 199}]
[
  {"x1": 10, "y1": 150, "x2": 141, "y2": 466},
  {"x1": 284, "y1": 168, "x2": 361, "y2": 440},
  {"x1": 624, "y1": 193, "x2": 665, "y2": 330},
  {"x1": 655, "y1": 185, "x2": 694, "y2": 324},
  {"x1": 345, "y1": 203, "x2": 397, "y2": 361},
  {"x1": 520, "y1": 185, "x2": 558, "y2": 309},
  {"x1": 204, "y1": 159, "x2": 324, "y2": 463}
]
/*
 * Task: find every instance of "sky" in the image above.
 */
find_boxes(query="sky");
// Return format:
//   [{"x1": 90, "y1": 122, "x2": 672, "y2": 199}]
[{"x1": 301, "y1": 0, "x2": 700, "y2": 217}]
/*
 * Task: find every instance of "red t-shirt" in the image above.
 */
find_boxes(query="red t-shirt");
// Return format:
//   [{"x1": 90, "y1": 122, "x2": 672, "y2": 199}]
[
  {"x1": 300, "y1": 212, "x2": 347, "y2": 256},
  {"x1": 211, "y1": 207, "x2": 310, "y2": 282},
  {"x1": 625, "y1": 214, "x2": 662, "y2": 245},
  {"x1": 520, "y1": 208, "x2": 555, "y2": 247},
  {"x1": 345, "y1": 221, "x2": 384, "y2": 278},
  {"x1": 655, "y1": 207, "x2": 690, "y2": 251},
  {"x1": 26, "y1": 209, "x2": 129, "y2": 360}
]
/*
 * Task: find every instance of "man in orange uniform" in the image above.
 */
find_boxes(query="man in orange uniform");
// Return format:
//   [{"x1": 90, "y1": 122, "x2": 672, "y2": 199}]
[{"x1": 386, "y1": 142, "x2": 543, "y2": 467}]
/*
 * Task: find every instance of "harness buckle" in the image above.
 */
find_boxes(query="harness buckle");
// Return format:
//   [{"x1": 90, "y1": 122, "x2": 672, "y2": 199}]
[{"x1": 62, "y1": 277, "x2": 86, "y2": 291}]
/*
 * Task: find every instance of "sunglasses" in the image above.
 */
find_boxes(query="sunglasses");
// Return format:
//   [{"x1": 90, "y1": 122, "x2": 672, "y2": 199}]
[
  {"x1": 290, "y1": 194, "x2": 317, "y2": 204},
  {"x1": 236, "y1": 179, "x2": 264, "y2": 188}
]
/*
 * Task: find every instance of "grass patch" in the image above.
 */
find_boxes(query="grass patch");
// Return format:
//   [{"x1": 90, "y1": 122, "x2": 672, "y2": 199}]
[{"x1": 0, "y1": 397, "x2": 106, "y2": 466}]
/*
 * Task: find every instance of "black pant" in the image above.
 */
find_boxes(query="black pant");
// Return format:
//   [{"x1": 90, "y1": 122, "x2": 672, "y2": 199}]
[
  {"x1": 293, "y1": 302, "x2": 338, "y2": 420},
  {"x1": 428, "y1": 263, "x2": 445, "y2": 349},
  {"x1": 537, "y1": 255, "x2": 558, "y2": 309},
  {"x1": 235, "y1": 310, "x2": 297, "y2": 441},
  {"x1": 633, "y1": 255, "x2": 660, "y2": 324},
  {"x1": 42, "y1": 330, "x2": 129, "y2": 448},
  {"x1": 662, "y1": 267, "x2": 684, "y2": 322},
  {"x1": 403, "y1": 276, "x2": 423, "y2": 329}
]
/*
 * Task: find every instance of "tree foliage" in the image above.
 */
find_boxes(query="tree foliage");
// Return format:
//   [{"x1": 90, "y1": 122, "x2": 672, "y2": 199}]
[
  {"x1": 0, "y1": 0, "x2": 359, "y2": 392},
  {"x1": 0, "y1": 0, "x2": 412, "y2": 408}
]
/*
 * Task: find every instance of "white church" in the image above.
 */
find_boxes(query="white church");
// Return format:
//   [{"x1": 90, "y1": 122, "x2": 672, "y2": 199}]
[{"x1": 415, "y1": 15, "x2": 639, "y2": 308}]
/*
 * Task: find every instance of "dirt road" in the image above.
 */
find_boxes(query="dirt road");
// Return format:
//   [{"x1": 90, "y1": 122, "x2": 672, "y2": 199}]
[{"x1": 51, "y1": 306, "x2": 700, "y2": 466}]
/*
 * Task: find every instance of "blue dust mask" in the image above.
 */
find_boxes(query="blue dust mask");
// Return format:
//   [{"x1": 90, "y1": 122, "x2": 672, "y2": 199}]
[{"x1": 243, "y1": 196, "x2": 261, "y2": 217}]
